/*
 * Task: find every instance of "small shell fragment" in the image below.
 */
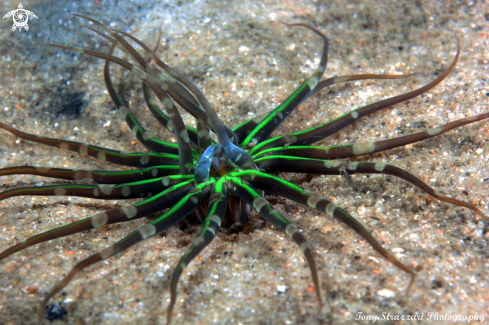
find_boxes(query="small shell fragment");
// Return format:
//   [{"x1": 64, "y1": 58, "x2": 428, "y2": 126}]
[
  {"x1": 277, "y1": 285, "x2": 288, "y2": 293},
  {"x1": 377, "y1": 289, "x2": 395, "y2": 297}
]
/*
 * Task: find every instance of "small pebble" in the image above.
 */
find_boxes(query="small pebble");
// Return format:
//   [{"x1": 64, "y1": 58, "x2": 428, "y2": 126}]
[{"x1": 277, "y1": 285, "x2": 287, "y2": 293}]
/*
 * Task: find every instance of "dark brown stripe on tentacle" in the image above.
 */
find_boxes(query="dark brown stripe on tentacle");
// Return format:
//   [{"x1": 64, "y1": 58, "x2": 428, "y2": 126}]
[
  {"x1": 0, "y1": 175, "x2": 190, "y2": 201},
  {"x1": 227, "y1": 176, "x2": 323, "y2": 312},
  {"x1": 0, "y1": 123, "x2": 180, "y2": 168},
  {"x1": 0, "y1": 180, "x2": 193, "y2": 262},
  {"x1": 103, "y1": 43, "x2": 184, "y2": 155},
  {"x1": 0, "y1": 166, "x2": 179, "y2": 184},
  {"x1": 167, "y1": 179, "x2": 228, "y2": 325},
  {"x1": 308, "y1": 73, "x2": 416, "y2": 98},
  {"x1": 40, "y1": 179, "x2": 214, "y2": 318},
  {"x1": 37, "y1": 42, "x2": 194, "y2": 174},
  {"x1": 253, "y1": 112, "x2": 489, "y2": 159},
  {"x1": 233, "y1": 73, "x2": 414, "y2": 145},
  {"x1": 113, "y1": 29, "x2": 238, "y2": 144},
  {"x1": 256, "y1": 156, "x2": 488, "y2": 221},
  {"x1": 231, "y1": 170, "x2": 416, "y2": 300},
  {"x1": 249, "y1": 35, "x2": 461, "y2": 154}
]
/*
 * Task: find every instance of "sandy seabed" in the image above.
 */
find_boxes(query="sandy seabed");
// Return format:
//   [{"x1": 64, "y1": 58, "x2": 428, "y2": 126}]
[{"x1": 0, "y1": 0, "x2": 488, "y2": 324}]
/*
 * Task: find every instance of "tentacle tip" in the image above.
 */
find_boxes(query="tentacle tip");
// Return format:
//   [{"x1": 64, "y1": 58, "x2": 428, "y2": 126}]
[
  {"x1": 400, "y1": 272, "x2": 417, "y2": 305},
  {"x1": 276, "y1": 18, "x2": 288, "y2": 26},
  {"x1": 475, "y1": 210, "x2": 489, "y2": 222},
  {"x1": 71, "y1": 13, "x2": 85, "y2": 19},
  {"x1": 399, "y1": 298, "x2": 408, "y2": 308},
  {"x1": 399, "y1": 288, "x2": 413, "y2": 307}
]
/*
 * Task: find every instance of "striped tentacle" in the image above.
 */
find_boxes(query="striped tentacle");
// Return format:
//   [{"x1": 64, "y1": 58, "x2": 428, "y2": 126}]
[
  {"x1": 167, "y1": 178, "x2": 228, "y2": 325},
  {"x1": 255, "y1": 156, "x2": 488, "y2": 221},
  {"x1": 0, "y1": 179, "x2": 194, "y2": 261},
  {"x1": 113, "y1": 29, "x2": 238, "y2": 144},
  {"x1": 0, "y1": 175, "x2": 192, "y2": 201},
  {"x1": 232, "y1": 170, "x2": 416, "y2": 298},
  {"x1": 101, "y1": 22, "x2": 202, "y2": 148},
  {"x1": 0, "y1": 122, "x2": 181, "y2": 167},
  {"x1": 73, "y1": 16, "x2": 142, "y2": 65},
  {"x1": 240, "y1": 22, "x2": 329, "y2": 149},
  {"x1": 97, "y1": 23, "x2": 218, "y2": 139},
  {"x1": 252, "y1": 112, "x2": 489, "y2": 159},
  {"x1": 79, "y1": 26, "x2": 189, "y2": 155},
  {"x1": 0, "y1": 165, "x2": 179, "y2": 183},
  {"x1": 116, "y1": 30, "x2": 200, "y2": 109},
  {"x1": 40, "y1": 178, "x2": 215, "y2": 318},
  {"x1": 307, "y1": 73, "x2": 416, "y2": 98},
  {"x1": 103, "y1": 42, "x2": 189, "y2": 155},
  {"x1": 233, "y1": 73, "x2": 414, "y2": 145},
  {"x1": 81, "y1": 17, "x2": 216, "y2": 138},
  {"x1": 196, "y1": 122, "x2": 213, "y2": 155},
  {"x1": 97, "y1": 21, "x2": 238, "y2": 144},
  {"x1": 142, "y1": 83, "x2": 200, "y2": 146},
  {"x1": 37, "y1": 42, "x2": 194, "y2": 174},
  {"x1": 226, "y1": 176, "x2": 323, "y2": 312},
  {"x1": 100, "y1": 31, "x2": 254, "y2": 170},
  {"x1": 249, "y1": 35, "x2": 461, "y2": 154}
]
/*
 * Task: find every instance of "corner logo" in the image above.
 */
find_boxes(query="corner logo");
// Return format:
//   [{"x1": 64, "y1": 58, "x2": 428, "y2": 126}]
[{"x1": 3, "y1": 3, "x2": 38, "y2": 32}]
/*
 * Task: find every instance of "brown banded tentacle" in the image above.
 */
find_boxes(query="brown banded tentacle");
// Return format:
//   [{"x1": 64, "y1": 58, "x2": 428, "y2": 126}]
[
  {"x1": 240, "y1": 21, "x2": 329, "y2": 149},
  {"x1": 0, "y1": 165, "x2": 179, "y2": 183},
  {"x1": 231, "y1": 169, "x2": 416, "y2": 299},
  {"x1": 101, "y1": 24, "x2": 214, "y2": 130},
  {"x1": 142, "y1": 83, "x2": 200, "y2": 146},
  {"x1": 0, "y1": 122, "x2": 181, "y2": 167},
  {"x1": 249, "y1": 34, "x2": 461, "y2": 154},
  {"x1": 0, "y1": 179, "x2": 194, "y2": 262},
  {"x1": 233, "y1": 73, "x2": 414, "y2": 145},
  {"x1": 307, "y1": 72, "x2": 417, "y2": 98},
  {"x1": 81, "y1": 18, "x2": 200, "y2": 117},
  {"x1": 255, "y1": 156, "x2": 488, "y2": 221},
  {"x1": 135, "y1": 22, "x2": 204, "y2": 145},
  {"x1": 37, "y1": 42, "x2": 194, "y2": 174},
  {"x1": 252, "y1": 112, "x2": 489, "y2": 160},
  {"x1": 112, "y1": 29, "x2": 200, "y2": 109},
  {"x1": 40, "y1": 178, "x2": 214, "y2": 318},
  {"x1": 108, "y1": 25, "x2": 232, "y2": 142},
  {"x1": 105, "y1": 33, "x2": 251, "y2": 169},
  {"x1": 75, "y1": 14, "x2": 158, "y2": 72},
  {"x1": 79, "y1": 18, "x2": 184, "y2": 154},
  {"x1": 196, "y1": 121, "x2": 212, "y2": 155},
  {"x1": 0, "y1": 175, "x2": 192, "y2": 201},
  {"x1": 226, "y1": 176, "x2": 323, "y2": 312},
  {"x1": 167, "y1": 178, "x2": 228, "y2": 325},
  {"x1": 113, "y1": 29, "x2": 238, "y2": 144},
  {"x1": 103, "y1": 41, "x2": 185, "y2": 155},
  {"x1": 81, "y1": 25, "x2": 134, "y2": 60}
]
